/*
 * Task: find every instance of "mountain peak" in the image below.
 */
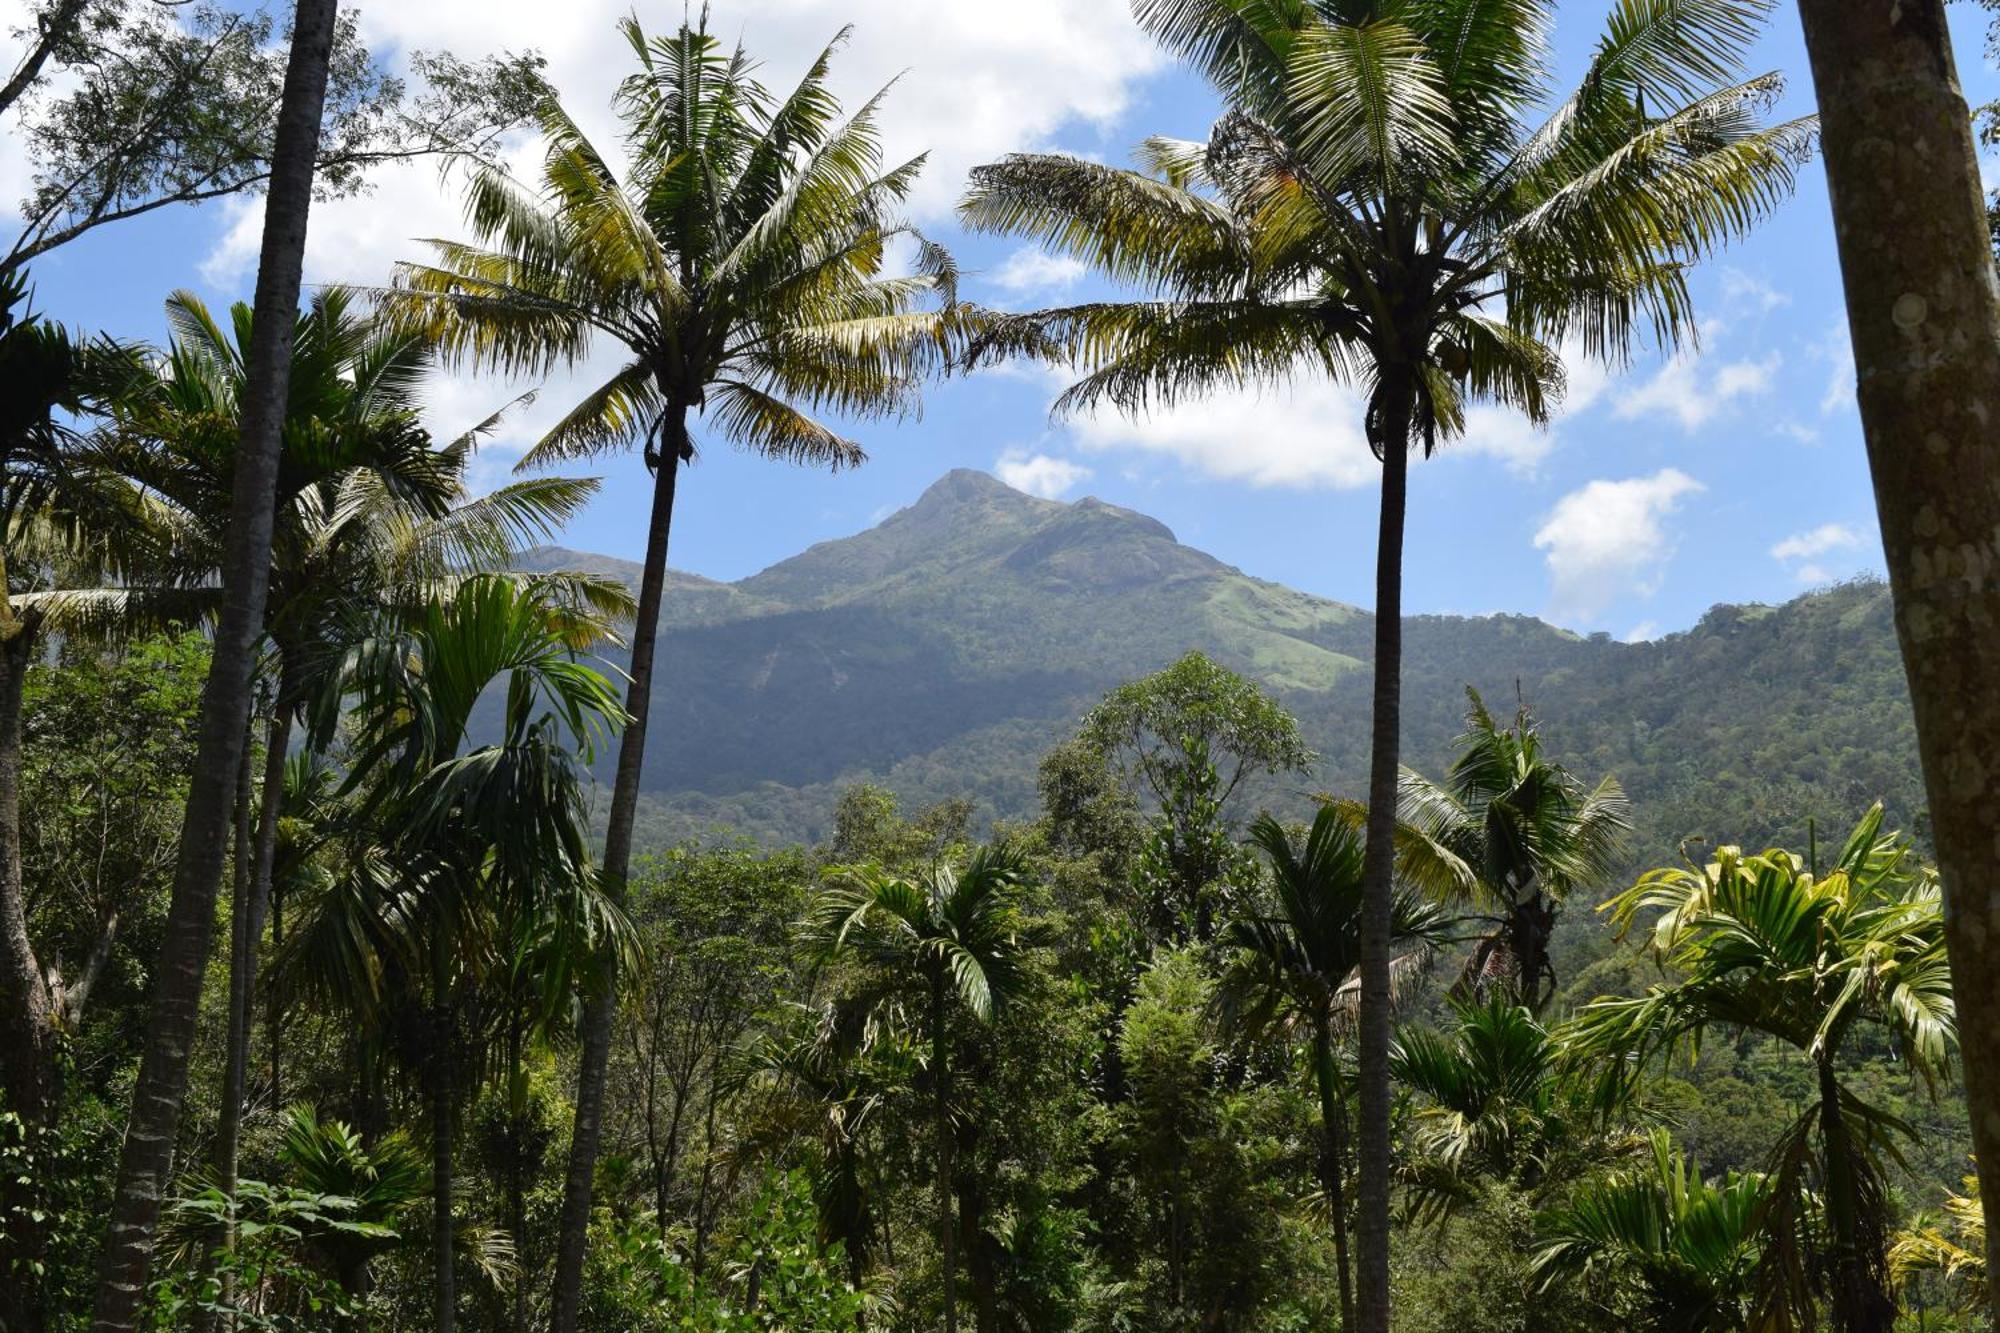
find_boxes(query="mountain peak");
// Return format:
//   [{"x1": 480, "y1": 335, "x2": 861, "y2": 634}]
[{"x1": 909, "y1": 467, "x2": 1041, "y2": 513}]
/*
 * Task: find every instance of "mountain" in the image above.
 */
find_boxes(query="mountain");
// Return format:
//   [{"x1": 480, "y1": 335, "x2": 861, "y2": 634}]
[{"x1": 519, "y1": 469, "x2": 1924, "y2": 861}]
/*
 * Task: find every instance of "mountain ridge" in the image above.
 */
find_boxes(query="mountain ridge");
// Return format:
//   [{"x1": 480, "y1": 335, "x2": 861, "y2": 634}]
[{"x1": 516, "y1": 470, "x2": 1921, "y2": 859}]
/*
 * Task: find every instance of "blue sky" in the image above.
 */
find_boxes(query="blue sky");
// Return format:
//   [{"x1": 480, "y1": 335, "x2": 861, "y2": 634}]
[{"x1": 9, "y1": 0, "x2": 1996, "y2": 640}]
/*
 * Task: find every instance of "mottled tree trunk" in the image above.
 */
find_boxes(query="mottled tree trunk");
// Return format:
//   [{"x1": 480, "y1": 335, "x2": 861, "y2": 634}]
[
  {"x1": 1356, "y1": 407, "x2": 1411, "y2": 1333},
  {"x1": 1793, "y1": 4, "x2": 2000, "y2": 1324},
  {"x1": 87, "y1": 4, "x2": 340, "y2": 1326},
  {"x1": 431, "y1": 1004, "x2": 458, "y2": 1333},
  {"x1": 0, "y1": 613, "x2": 50, "y2": 1129},
  {"x1": 0, "y1": 610, "x2": 51, "y2": 1333},
  {"x1": 549, "y1": 417, "x2": 685, "y2": 1332}
]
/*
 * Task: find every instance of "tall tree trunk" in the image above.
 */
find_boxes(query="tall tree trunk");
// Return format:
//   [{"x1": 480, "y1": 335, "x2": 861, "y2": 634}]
[
  {"x1": 0, "y1": 609, "x2": 52, "y2": 1333},
  {"x1": 549, "y1": 421, "x2": 685, "y2": 1332},
  {"x1": 0, "y1": 613, "x2": 50, "y2": 1127},
  {"x1": 215, "y1": 708, "x2": 292, "y2": 1196},
  {"x1": 934, "y1": 985, "x2": 958, "y2": 1333},
  {"x1": 1792, "y1": 4, "x2": 2000, "y2": 1323},
  {"x1": 196, "y1": 739, "x2": 258, "y2": 1333},
  {"x1": 87, "y1": 6, "x2": 338, "y2": 1326},
  {"x1": 431, "y1": 1004, "x2": 458, "y2": 1333},
  {"x1": 1355, "y1": 409, "x2": 1411, "y2": 1333},
  {"x1": 1313, "y1": 1023, "x2": 1356, "y2": 1333}
]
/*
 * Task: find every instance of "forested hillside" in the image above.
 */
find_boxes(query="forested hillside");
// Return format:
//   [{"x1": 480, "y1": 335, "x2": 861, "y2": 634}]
[{"x1": 523, "y1": 469, "x2": 1922, "y2": 862}]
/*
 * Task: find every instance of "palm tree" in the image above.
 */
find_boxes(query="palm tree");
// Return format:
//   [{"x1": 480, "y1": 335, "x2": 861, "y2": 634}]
[
  {"x1": 1889, "y1": 1172, "x2": 1987, "y2": 1318},
  {"x1": 1564, "y1": 804, "x2": 1957, "y2": 1330},
  {"x1": 1532, "y1": 1130, "x2": 1772, "y2": 1333},
  {"x1": 1398, "y1": 689, "x2": 1630, "y2": 1009},
  {"x1": 103, "y1": 287, "x2": 614, "y2": 1213},
  {"x1": 1794, "y1": 6, "x2": 2000, "y2": 1308},
  {"x1": 326, "y1": 573, "x2": 629, "y2": 1333},
  {"x1": 375, "y1": 23, "x2": 966, "y2": 1321},
  {"x1": 804, "y1": 845, "x2": 1042, "y2": 1333},
  {"x1": 959, "y1": 4, "x2": 1806, "y2": 1322},
  {"x1": 92, "y1": 3, "x2": 344, "y2": 1324},
  {"x1": 1390, "y1": 996, "x2": 1630, "y2": 1223},
  {"x1": 730, "y1": 999, "x2": 916, "y2": 1298},
  {"x1": 1215, "y1": 806, "x2": 1458, "y2": 1327}
]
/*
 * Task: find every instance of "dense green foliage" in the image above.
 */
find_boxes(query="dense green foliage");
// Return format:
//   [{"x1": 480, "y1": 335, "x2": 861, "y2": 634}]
[{"x1": 0, "y1": 3, "x2": 1976, "y2": 1330}]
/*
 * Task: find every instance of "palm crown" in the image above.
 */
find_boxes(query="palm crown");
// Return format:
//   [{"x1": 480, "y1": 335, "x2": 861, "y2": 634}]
[
  {"x1": 961, "y1": 0, "x2": 1809, "y2": 449},
  {"x1": 386, "y1": 16, "x2": 965, "y2": 474}
]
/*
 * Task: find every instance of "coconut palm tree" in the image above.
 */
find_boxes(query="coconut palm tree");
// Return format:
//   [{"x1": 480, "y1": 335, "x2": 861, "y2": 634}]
[
  {"x1": 326, "y1": 573, "x2": 628, "y2": 1333},
  {"x1": 93, "y1": 6, "x2": 345, "y2": 1323},
  {"x1": 804, "y1": 845, "x2": 1043, "y2": 1333},
  {"x1": 1564, "y1": 804, "x2": 1956, "y2": 1330},
  {"x1": 1391, "y1": 996, "x2": 1631, "y2": 1224},
  {"x1": 1215, "y1": 806, "x2": 1459, "y2": 1327},
  {"x1": 1398, "y1": 689, "x2": 1630, "y2": 1009},
  {"x1": 375, "y1": 23, "x2": 967, "y2": 1320},
  {"x1": 959, "y1": 4, "x2": 1807, "y2": 1322},
  {"x1": 1532, "y1": 1130, "x2": 1772, "y2": 1333}
]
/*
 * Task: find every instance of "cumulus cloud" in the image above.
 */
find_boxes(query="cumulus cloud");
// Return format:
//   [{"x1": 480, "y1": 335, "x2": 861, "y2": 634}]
[
  {"x1": 1614, "y1": 352, "x2": 1780, "y2": 431},
  {"x1": 995, "y1": 449, "x2": 1092, "y2": 498},
  {"x1": 197, "y1": 0, "x2": 1161, "y2": 289},
  {"x1": 1770, "y1": 522, "x2": 1862, "y2": 562},
  {"x1": 1813, "y1": 324, "x2": 1856, "y2": 417},
  {"x1": 1533, "y1": 469, "x2": 1704, "y2": 622},
  {"x1": 987, "y1": 247, "x2": 1088, "y2": 297},
  {"x1": 1623, "y1": 620, "x2": 1662, "y2": 643},
  {"x1": 1721, "y1": 268, "x2": 1790, "y2": 314},
  {"x1": 1064, "y1": 376, "x2": 1379, "y2": 490}
]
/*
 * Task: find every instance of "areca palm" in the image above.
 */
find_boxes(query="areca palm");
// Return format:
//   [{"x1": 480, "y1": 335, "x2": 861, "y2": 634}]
[
  {"x1": 1391, "y1": 996, "x2": 1630, "y2": 1224},
  {"x1": 804, "y1": 845, "x2": 1042, "y2": 1333},
  {"x1": 375, "y1": 24, "x2": 966, "y2": 1320},
  {"x1": 729, "y1": 999, "x2": 916, "y2": 1296},
  {"x1": 1216, "y1": 805, "x2": 1458, "y2": 1327},
  {"x1": 1399, "y1": 689, "x2": 1630, "y2": 1009},
  {"x1": 1564, "y1": 804, "x2": 1956, "y2": 1330},
  {"x1": 960, "y1": 4, "x2": 1806, "y2": 1323},
  {"x1": 1532, "y1": 1130, "x2": 1772, "y2": 1333},
  {"x1": 102, "y1": 286, "x2": 618, "y2": 1221},
  {"x1": 318, "y1": 573, "x2": 629, "y2": 1333}
]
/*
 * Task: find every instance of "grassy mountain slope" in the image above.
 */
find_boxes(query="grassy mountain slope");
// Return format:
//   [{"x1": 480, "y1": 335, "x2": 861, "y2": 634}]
[{"x1": 523, "y1": 469, "x2": 1921, "y2": 862}]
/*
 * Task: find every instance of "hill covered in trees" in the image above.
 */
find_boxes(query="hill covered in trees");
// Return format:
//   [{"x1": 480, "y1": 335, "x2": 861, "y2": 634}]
[{"x1": 524, "y1": 468, "x2": 1922, "y2": 861}]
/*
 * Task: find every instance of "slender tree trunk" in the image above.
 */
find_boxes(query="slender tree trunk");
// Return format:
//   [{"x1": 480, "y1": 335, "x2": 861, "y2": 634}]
[
  {"x1": 1793, "y1": 5, "x2": 2000, "y2": 1323},
  {"x1": 1355, "y1": 409, "x2": 1411, "y2": 1333},
  {"x1": 431, "y1": 1004, "x2": 458, "y2": 1333},
  {"x1": 1816, "y1": 1059, "x2": 1894, "y2": 1331},
  {"x1": 88, "y1": 10, "x2": 338, "y2": 1325},
  {"x1": 935, "y1": 978, "x2": 958, "y2": 1333},
  {"x1": 196, "y1": 739, "x2": 258, "y2": 1333},
  {"x1": 0, "y1": 613, "x2": 51, "y2": 1128},
  {"x1": 507, "y1": 1018, "x2": 529, "y2": 1333},
  {"x1": 215, "y1": 721, "x2": 265, "y2": 1186},
  {"x1": 1314, "y1": 1023, "x2": 1356, "y2": 1333},
  {"x1": 550, "y1": 423, "x2": 685, "y2": 1332},
  {"x1": 0, "y1": 610, "x2": 51, "y2": 1333},
  {"x1": 218, "y1": 705, "x2": 292, "y2": 1192}
]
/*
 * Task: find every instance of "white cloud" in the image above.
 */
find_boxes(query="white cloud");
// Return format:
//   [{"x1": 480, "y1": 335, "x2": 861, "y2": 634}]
[
  {"x1": 1623, "y1": 620, "x2": 1661, "y2": 643},
  {"x1": 196, "y1": 0, "x2": 1162, "y2": 287},
  {"x1": 994, "y1": 449, "x2": 1092, "y2": 498},
  {"x1": 1721, "y1": 268, "x2": 1790, "y2": 314},
  {"x1": 1794, "y1": 563, "x2": 1832, "y2": 585},
  {"x1": 1770, "y1": 522, "x2": 1862, "y2": 562},
  {"x1": 1064, "y1": 376, "x2": 1379, "y2": 490},
  {"x1": 1813, "y1": 324, "x2": 1856, "y2": 417},
  {"x1": 1614, "y1": 352, "x2": 1780, "y2": 431},
  {"x1": 1773, "y1": 420, "x2": 1819, "y2": 445},
  {"x1": 1533, "y1": 469, "x2": 1704, "y2": 622},
  {"x1": 987, "y1": 247, "x2": 1087, "y2": 297}
]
